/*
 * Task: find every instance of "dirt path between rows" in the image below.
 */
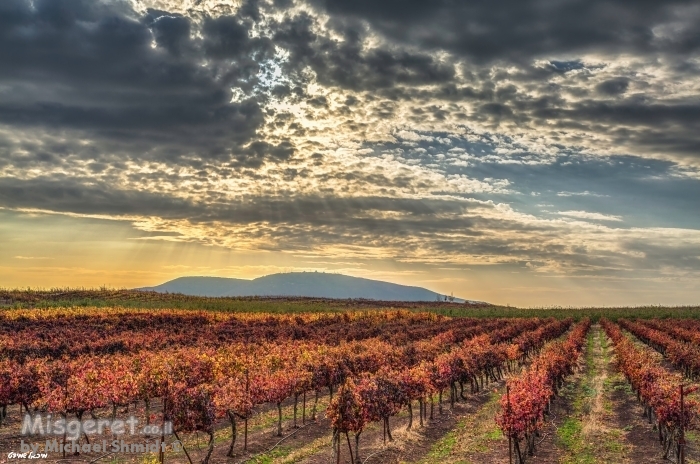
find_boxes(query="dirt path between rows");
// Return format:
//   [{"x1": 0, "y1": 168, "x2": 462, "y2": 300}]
[
  {"x1": 462, "y1": 324, "x2": 688, "y2": 464},
  {"x1": 620, "y1": 327, "x2": 700, "y2": 464},
  {"x1": 549, "y1": 324, "x2": 698, "y2": 464},
  {"x1": 295, "y1": 382, "x2": 503, "y2": 464}
]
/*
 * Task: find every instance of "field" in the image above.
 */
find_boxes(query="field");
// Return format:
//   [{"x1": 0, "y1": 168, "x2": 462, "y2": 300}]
[{"x1": 1, "y1": 291, "x2": 700, "y2": 464}]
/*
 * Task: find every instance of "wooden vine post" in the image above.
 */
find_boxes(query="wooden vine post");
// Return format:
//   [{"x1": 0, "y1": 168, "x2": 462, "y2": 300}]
[
  {"x1": 507, "y1": 385, "x2": 512, "y2": 464},
  {"x1": 679, "y1": 384, "x2": 685, "y2": 464}
]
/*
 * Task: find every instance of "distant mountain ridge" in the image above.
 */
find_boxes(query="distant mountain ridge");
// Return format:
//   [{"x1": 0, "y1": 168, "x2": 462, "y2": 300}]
[{"x1": 139, "y1": 272, "x2": 474, "y2": 302}]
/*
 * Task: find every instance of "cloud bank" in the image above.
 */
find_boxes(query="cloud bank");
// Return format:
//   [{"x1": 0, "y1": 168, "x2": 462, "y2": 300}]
[{"x1": 1, "y1": 0, "x2": 699, "y2": 303}]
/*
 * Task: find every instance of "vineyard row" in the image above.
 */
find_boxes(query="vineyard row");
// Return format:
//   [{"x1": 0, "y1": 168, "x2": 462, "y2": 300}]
[
  {"x1": 496, "y1": 319, "x2": 590, "y2": 463},
  {"x1": 1, "y1": 316, "x2": 570, "y2": 463},
  {"x1": 601, "y1": 319, "x2": 700, "y2": 462}
]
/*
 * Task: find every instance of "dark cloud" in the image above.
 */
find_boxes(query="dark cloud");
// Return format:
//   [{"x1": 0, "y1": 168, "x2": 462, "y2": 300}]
[
  {"x1": 479, "y1": 103, "x2": 515, "y2": 119},
  {"x1": 0, "y1": 175, "x2": 483, "y2": 225},
  {"x1": 1, "y1": 0, "x2": 700, "y2": 286},
  {"x1": 311, "y1": 0, "x2": 700, "y2": 63},
  {"x1": 596, "y1": 78, "x2": 630, "y2": 96},
  {"x1": 1, "y1": 0, "x2": 698, "y2": 166},
  {"x1": 307, "y1": 96, "x2": 329, "y2": 108},
  {"x1": 0, "y1": 0, "x2": 283, "y2": 166},
  {"x1": 584, "y1": 100, "x2": 700, "y2": 126},
  {"x1": 273, "y1": 13, "x2": 455, "y2": 91},
  {"x1": 0, "y1": 175, "x2": 558, "y2": 262},
  {"x1": 622, "y1": 241, "x2": 700, "y2": 270},
  {"x1": 4, "y1": 175, "x2": 699, "y2": 275},
  {"x1": 202, "y1": 14, "x2": 274, "y2": 62},
  {"x1": 387, "y1": 84, "x2": 700, "y2": 161},
  {"x1": 0, "y1": 176, "x2": 197, "y2": 219},
  {"x1": 236, "y1": 140, "x2": 296, "y2": 168},
  {"x1": 145, "y1": 11, "x2": 192, "y2": 56}
]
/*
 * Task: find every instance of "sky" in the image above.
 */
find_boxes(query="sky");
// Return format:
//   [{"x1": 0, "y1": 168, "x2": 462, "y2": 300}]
[{"x1": 1, "y1": 0, "x2": 699, "y2": 306}]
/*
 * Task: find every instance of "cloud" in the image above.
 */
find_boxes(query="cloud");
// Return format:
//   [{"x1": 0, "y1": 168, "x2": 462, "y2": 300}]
[
  {"x1": 557, "y1": 191, "x2": 609, "y2": 198},
  {"x1": 1, "y1": 0, "x2": 700, "y2": 297},
  {"x1": 272, "y1": 12, "x2": 455, "y2": 91},
  {"x1": 310, "y1": 0, "x2": 700, "y2": 63},
  {"x1": 596, "y1": 78, "x2": 630, "y2": 96},
  {"x1": 558, "y1": 211, "x2": 623, "y2": 222},
  {"x1": 0, "y1": 0, "x2": 281, "y2": 166}
]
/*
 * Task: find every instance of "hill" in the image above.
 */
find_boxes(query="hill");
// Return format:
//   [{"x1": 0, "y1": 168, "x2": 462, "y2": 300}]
[{"x1": 139, "y1": 272, "x2": 469, "y2": 302}]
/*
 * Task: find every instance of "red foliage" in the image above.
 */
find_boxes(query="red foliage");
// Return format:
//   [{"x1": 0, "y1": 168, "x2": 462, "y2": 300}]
[
  {"x1": 601, "y1": 319, "x2": 700, "y2": 460},
  {"x1": 618, "y1": 319, "x2": 700, "y2": 379},
  {"x1": 496, "y1": 319, "x2": 590, "y2": 460},
  {"x1": 0, "y1": 308, "x2": 597, "y2": 461}
]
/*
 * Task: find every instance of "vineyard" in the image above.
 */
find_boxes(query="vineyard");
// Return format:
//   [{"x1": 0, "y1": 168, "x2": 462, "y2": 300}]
[
  {"x1": 0, "y1": 289, "x2": 488, "y2": 313},
  {"x1": 1, "y1": 305, "x2": 699, "y2": 463}
]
